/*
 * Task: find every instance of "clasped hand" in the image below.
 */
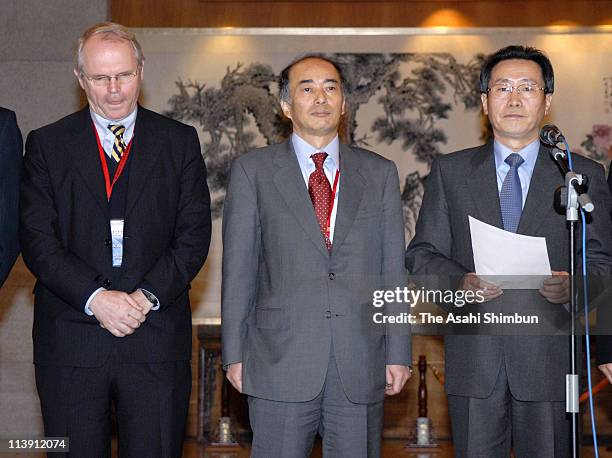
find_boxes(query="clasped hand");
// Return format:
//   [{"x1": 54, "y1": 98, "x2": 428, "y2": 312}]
[{"x1": 89, "y1": 290, "x2": 154, "y2": 337}]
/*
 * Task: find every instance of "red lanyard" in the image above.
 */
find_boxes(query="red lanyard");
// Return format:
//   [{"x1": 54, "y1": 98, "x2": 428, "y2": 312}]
[
  {"x1": 325, "y1": 170, "x2": 340, "y2": 242},
  {"x1": 93, "y1": 123, "x2": 134, "y2": 201}
]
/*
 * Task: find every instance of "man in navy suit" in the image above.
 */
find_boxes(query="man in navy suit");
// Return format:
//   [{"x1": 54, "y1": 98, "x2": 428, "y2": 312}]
[
  {"x1": 20, "y1": 23, "x2": 211, "y2": 457},
  {"x1": 0, "y1": 107, "x2": 22, "y2": 287}
]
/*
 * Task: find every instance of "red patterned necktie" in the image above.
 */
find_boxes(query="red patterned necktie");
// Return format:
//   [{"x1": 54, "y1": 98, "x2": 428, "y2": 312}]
[{"x1": 308, "y1": 152, "x2": 333, "y2": 252}]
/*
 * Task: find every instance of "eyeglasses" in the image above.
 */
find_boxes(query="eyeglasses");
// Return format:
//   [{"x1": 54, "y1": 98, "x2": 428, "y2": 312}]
[
  {"x1": 81, "y1": 70, "x2": 139, "y2": 87},
  {"x1": 486, "y1": 83, "x2": 546, "y2": 99}
]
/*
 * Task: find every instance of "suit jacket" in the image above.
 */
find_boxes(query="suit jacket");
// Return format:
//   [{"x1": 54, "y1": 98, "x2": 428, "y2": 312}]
[
  {"x1": 20, "y1": 106, "x2": 211, "y2": 366},
  {"x1": 0, "y1": 108, "x2": 22, "y2": 286},
  {"x1": 406, "y1": 142, "x2": 612, "y2": 401},
  {"x1": 596, "y1": 169, "x2": 612, "y2": 365},
  {"x1": 221, "y1": 140, "x2": 411, "y2": 404}
]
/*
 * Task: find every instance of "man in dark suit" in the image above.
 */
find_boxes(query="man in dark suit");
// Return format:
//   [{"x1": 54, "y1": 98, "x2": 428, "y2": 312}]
[
  {"x1": 598, "y1": 171, "x2": 612, "y2": 383},
  {"x1": 20, "y1": 22, "x2": 211, "y2": 457},
  {"x1": 406, "y1": 46, "x2": 612, "y2": 457},
  {"x1": 221, "y1": 56, "x2": 412, "y2": 457},
  {"x1": 0, "y1": 107, "x2": 22, "y2": 287}
]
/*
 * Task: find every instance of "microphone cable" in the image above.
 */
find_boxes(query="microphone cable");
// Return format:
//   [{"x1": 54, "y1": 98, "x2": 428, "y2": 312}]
[{"x1": 563, "y1": 139, "x2": 599, "y2": 457}]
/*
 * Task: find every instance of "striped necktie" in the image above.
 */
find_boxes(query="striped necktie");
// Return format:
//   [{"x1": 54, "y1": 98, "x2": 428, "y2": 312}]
[{"x1": 108, "y1": 124, "x2": 127, "y2": 163}]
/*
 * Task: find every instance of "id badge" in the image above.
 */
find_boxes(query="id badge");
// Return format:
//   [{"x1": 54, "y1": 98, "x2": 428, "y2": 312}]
[{"x1": 110, "y1": 219, "x2": 124, "y2": 267}]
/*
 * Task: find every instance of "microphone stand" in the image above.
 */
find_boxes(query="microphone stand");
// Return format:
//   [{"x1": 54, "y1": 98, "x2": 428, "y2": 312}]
[
  {"x1": 552, "y1": 146, "x2": 593, "y2": 458},
  {"x1": 565, "y1": 174, "x2": 579, "y2": 458}
]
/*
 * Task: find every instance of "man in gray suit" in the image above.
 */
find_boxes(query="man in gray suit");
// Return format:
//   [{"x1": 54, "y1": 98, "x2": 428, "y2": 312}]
[
  {"x1": 597, "y1": 171, "x2": 612, "y2": 383},
  {"x1": 222, "y1": 56, "x2": 412, "y2": 458},
  {"x1": 406, "y1": 46, "x2": 612, "y2": 457}
]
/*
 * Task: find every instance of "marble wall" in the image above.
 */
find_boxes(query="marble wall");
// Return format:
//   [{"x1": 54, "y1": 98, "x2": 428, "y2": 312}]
[{"x1": 0, "y1": 0, "x2": 109, "y2": 436}]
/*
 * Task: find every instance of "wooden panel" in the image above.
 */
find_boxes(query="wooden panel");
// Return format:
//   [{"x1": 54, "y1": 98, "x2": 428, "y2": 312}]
[
  {"x1": 383, "y1": 336, "x2": 450, "y2": 440},
  {"x1": 112, "y1": 0, "x2": 612, "y2": 27},
  {"x1": 186, "y1": 332, "x2": 451, "y2": 440}
]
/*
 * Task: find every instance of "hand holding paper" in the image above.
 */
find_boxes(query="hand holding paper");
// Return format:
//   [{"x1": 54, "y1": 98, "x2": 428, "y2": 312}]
[{"x1": 468, "y1": 216, "x2": 552, "y2": 290}]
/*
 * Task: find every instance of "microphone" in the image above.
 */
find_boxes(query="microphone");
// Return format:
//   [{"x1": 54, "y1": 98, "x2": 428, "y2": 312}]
[{"x1": 540, "y1": 124, "x2": 566, "y2": 146}]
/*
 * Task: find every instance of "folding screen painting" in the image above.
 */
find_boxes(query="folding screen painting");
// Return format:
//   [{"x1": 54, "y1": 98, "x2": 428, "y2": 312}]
[{"x1": 134, "y1": 27, "x2": 612, "y2": 317}]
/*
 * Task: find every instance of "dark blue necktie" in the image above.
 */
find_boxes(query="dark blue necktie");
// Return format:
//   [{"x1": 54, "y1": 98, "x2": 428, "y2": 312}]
[{"x1": 500, "y1": 153, "x2": 524, "y2": 232}]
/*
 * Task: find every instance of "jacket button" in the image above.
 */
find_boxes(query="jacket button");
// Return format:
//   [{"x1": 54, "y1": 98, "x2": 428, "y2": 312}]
[
  {"x1": 328, "y1": 272, "x2": 335, "y2": 280},
  {"x1": 102, "y1": 279, "x2": 112, "y2": 288},
  {"x1": 325, "y1": 311, "x2": 332, "y2": 319},
  {"x1": 105, "y1": 238, "x2": 112, "y2": 246}
]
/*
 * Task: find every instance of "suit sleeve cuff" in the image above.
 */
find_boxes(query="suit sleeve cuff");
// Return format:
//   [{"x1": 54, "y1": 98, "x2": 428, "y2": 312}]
[
  {"x1": 84, "y1": 287, "x2": 106, "y2": 315},
  {"x1": 223, "y1": 360, "x2": 242, "y2": 371},
  {"x1": 597, "y1": 336, "x2": 612, "y2": 365},
  {"x1": 139, "y1": 287, "x2": 160, "y2": 310}
]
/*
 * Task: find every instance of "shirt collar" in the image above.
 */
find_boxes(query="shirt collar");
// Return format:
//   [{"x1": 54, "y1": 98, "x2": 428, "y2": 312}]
[
  {"x1": 291, "y1": 132, "x2": 340, "y2": 169},
  {"x1": 90, "y1": 107, "x2": 137, "y2": 136},
  {"x1": 493, "y1": 138, "x2": 540, "y2": 170}
]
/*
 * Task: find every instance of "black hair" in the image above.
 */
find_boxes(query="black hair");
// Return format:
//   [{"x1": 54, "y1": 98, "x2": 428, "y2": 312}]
[
  {"x1": 479, "y1": 45, "x2": 554, "y2": 94},
  {"x1": 278, "y1": 54, "x2": 347, "y2": 102}
]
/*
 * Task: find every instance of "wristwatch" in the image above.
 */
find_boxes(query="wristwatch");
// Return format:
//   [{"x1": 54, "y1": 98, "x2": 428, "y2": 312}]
[{"x1": 139, "y1": 288, "x2": 159, "y2": 308}]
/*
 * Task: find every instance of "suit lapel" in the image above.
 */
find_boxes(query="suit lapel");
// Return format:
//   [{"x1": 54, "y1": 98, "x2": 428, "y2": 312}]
[
  {"x1": 517, "y1": 145, "x2": 558, "y2": 235},
  {"x1": 331, "y1": 144, "x2": 366, "y2": 251},
  {"x1": 125, "y1": 107, "x2": 162, "y2": 217},
  {"x1": 467, "y1": 142, "x2": 503, "y2": 228},
  {"x1": 272, "y1": 140, "x2": 330, "y2": 258},
  {"x1": 68, "y1": 107, "x2": 109, "y2": 217}
]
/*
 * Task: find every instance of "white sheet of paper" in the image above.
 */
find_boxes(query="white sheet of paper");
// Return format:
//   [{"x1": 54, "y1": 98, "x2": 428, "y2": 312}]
[{"x1": 468, "y1": 216, "x2": 552, "y2": 289}]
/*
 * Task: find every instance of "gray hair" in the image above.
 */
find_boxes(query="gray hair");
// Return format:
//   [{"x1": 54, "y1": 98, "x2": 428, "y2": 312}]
[{"x1": 75, "y1": 22, "x2": 144, "y2": 72}]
